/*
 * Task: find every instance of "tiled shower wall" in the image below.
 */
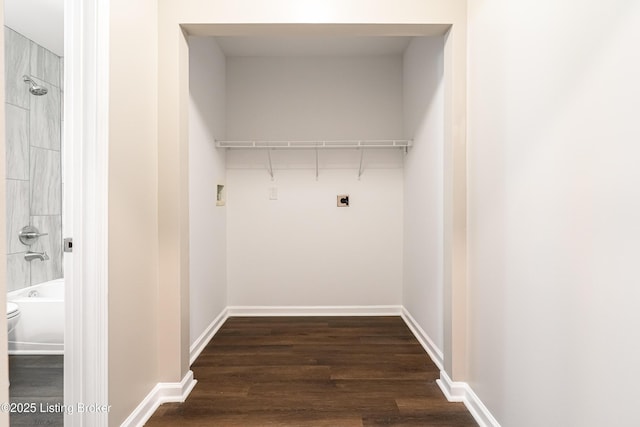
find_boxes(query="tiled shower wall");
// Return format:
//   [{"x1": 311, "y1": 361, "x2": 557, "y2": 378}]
[{"x1": 5, "y1": 27, "x2": 63, "y2": 292}]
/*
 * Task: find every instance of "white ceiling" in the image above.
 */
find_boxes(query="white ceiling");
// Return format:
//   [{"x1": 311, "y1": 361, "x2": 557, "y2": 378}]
[
  {"x1": 3, "y1": 3, "x2": 426, "y2": 60},
  {"x1": 5, "y1": 0, "x2": 64, "y2": 56},
  {"x1": 215, "y1": 36, "x2": 413, "y2": 57}
]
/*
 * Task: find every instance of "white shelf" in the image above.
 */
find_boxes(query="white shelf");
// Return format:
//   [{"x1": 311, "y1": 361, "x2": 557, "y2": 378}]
[
  {"x1": 216, "y1": 139, "x2": 411, "y2": 180},
  {"x1": 215, "y1": 139, "x2": 412, "y2": 149}
]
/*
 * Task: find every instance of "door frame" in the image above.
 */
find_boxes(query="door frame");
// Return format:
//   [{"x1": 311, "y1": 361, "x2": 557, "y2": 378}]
[
  {"x1": 161, "y1": 13, "x2": 467, "y2": 385},
  {"x1": 64, "y1": 0, "x2": 109, "y2": 425}
]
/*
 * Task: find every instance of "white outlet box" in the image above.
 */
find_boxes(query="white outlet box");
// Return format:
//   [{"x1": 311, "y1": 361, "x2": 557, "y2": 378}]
[{"x1": 216, "y1": 184, "x2": 225, "y2": 206}]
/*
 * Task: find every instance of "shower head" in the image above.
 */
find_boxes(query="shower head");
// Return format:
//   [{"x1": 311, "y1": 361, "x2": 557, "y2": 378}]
[{"x1": 23, "y1": 75, "x2": 48, "y2": 96}]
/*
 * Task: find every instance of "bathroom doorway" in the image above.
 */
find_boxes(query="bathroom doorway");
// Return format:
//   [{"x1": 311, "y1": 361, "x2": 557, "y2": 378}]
[
  {"x1": 4, "y1": 0, "x2": 109, "y2": 425},
  {"x1": 4, "y1": 0, "x2": 65, "y2": 424}
]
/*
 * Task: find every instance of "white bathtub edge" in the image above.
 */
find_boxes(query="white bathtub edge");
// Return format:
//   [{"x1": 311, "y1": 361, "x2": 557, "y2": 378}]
[
  {"x1": 8, "y1": 279, "x2": 65, "y2": 354},
  {"x1": 7, "y1": 278, "x2": 65, "y2": 300},
  {"x1": 9, "y1": 349, "x2": 64, "y2": 356}
]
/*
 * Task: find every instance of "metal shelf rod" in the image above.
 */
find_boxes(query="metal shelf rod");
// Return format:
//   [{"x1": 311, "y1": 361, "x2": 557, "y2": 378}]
[
  {"x1": 216, "y1": 139, "x2": 412, "y2": 149},
  {"x1": 267, "y1": 150, "x2": 274, "y2": 181},
  {"x1": 216, "y1": 139, "x2": 412, "y2": 180},
  {"x1": 357, "y1": 148, "x2": 365, "y2": 180}
]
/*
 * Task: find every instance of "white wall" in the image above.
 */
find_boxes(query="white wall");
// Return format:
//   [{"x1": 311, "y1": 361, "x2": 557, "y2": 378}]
[
  {"x1": 226, "y1": 56, "x2": 403, "y2": 140},
  {"x1": 188, "y1": 37, "x2": 227, "y2": 347},
  {"x1": 227, "y1": 168, "x2": 403, "y2": 307},
  {"x1": 108, "y1": 0, "x2": 158, "y2": 424},
  {"x1": 402, "y1": 37, "x2": 445, "y2": 354},
  {"x1": 467, "y1": 1, "x2": 640, "y2": 425},
  {"x1": 226, "y1": 55, "x2": 404, "y2": 308}
]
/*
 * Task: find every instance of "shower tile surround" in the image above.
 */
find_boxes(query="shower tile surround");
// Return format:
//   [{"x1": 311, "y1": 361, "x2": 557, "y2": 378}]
[{"x1": 5, "y1": 27, "x2": 63, "y2": 292}]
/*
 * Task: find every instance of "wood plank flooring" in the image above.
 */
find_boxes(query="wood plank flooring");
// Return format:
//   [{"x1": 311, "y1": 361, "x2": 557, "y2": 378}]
[
  {"x1": 147, "y1": 317, "x2": 477, "y2": 426},
  {"x1": 9, "y1": 355, "x2": 64, "y2": 426}
]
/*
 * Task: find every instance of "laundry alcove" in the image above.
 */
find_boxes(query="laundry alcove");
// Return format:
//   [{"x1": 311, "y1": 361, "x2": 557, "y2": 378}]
[{"x1": 188, "y1": 33, "x2": 446, "y2": 363}]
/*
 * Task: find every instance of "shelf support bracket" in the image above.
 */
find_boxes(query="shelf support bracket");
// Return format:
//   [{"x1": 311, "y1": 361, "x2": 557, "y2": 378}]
[
  {"x1": 267, "y1": 149, "x2": 274, "y2": 181},
  {"x1": 357, "y1": 148, "x2": 365, "y2": 180},
  {"x1": 315, "y1": 148, "x2": 319, "y2": 181}
]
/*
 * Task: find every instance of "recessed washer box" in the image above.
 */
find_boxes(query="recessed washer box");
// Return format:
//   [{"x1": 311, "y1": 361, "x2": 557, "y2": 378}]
[{"x1": 216, "y1": 184, "x2": 225, "y2": 206}]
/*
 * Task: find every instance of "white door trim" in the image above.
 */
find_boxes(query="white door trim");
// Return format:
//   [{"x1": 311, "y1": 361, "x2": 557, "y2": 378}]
[{"x1": 64, "y1": 0, "x2": 109, "y2": 425}]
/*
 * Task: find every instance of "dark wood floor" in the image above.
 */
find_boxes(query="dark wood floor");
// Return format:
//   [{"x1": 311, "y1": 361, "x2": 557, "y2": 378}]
[
  {"x1": 147, "y1": 316, "x2": 477, "y2": 426},
  {"x1": 9, "y1": 355, "x2": 64, "y2": 426}
]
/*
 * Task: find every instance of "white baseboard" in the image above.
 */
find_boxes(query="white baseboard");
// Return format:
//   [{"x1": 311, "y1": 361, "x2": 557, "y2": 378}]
[
  {"x1": 437, "y1": 370, "x2": 501, "y2": 427},
  {"x1": 436, "y1": 369, "x2": 466, "y2": 402},
  {"x1": 120, "y1": 370, "x2": 197, "y2": 427},
  {"x1": 226, "y1": 305, "x2": 402, "y2": 317},
  {"x1": 189, "y1": 308, "x2": 229, "y2": 365},
  {"x1": 400, "y1": 307, "x2": 444, "y2": 370}
]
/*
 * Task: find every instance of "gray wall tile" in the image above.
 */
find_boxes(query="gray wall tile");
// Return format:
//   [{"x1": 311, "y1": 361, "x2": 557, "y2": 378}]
[
  {"x1": 59, "y1": 57, "x2": 64, "y2": 90},
  {"x1": 60, "y1": 120, "x2": 65, "y2": 185},
  {"x1": 30, "y1": 215, "x2": 63, "y2": 285},
  {"x1": 6, "y1": 26, "x2": 64, "y2": 291},
  {"x1": 6, "y1": 104, "x2": 29, "y2": 180},
  {"x1": 7, "y1": 253, "x2": 30, "y2": 293},
  {"x1": 4, "y1": 27, "x2": 30, "y2": 109},
  {"x1": 29, "y1": 83, "x2": 60, "y2": 150},
  {"x1": 30, "y1": 42, "x2": 60, "y2": 87},
  {"x1": 30, "y1": 148, "x2": 61, "y2": 216},
  {"x1": 6, "y1": 180, "x2": 29, "y2": 254}
]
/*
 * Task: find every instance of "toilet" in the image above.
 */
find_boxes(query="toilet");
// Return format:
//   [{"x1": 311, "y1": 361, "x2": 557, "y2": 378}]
[{"x1": 7, "y1": 302, "x2": 20, "y2": 334}]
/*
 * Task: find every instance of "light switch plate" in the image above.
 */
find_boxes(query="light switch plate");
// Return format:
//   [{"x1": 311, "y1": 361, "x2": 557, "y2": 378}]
[{"x1": 269, "y1": 187, "x2": 278, "y2": 200}]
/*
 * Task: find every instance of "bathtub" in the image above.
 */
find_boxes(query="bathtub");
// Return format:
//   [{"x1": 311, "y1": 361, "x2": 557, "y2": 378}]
[{"x1": 8, "y1": 278, "x2": 64, "y2": 354}]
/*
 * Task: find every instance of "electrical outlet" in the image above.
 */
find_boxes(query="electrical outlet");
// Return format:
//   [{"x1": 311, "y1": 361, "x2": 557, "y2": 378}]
[{"x1": 337, "y1": 195, "x2": 349, "y2": 207}]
